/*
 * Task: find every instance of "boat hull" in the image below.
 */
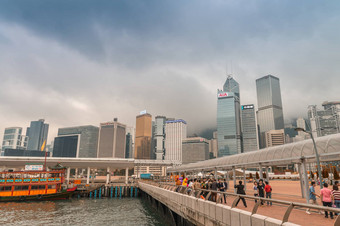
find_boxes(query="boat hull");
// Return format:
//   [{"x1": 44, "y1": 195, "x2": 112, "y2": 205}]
[{"x1": 0, "y1": 191, "x2": 75, "y2": 202}]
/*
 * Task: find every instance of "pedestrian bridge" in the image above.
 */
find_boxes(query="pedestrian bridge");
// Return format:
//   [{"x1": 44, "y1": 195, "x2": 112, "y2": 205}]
[{"x1": 139, "y1": 182, "x2": 340, "y2": 226}]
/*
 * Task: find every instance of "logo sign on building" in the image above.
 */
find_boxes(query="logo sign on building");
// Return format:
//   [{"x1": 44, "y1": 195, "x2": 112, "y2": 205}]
[
  {"x1": 140, "y1": 110, "x2": 147, "y2": 115},
  {"x1": 242, "y1": 105, "x2": 254, "y2": 110},
  {"x1": 25, "y1": 164, "x2": 43, "y2": 171},
  {"x1": 217, "y1": 92, "x2": 229, "y2": 98}
]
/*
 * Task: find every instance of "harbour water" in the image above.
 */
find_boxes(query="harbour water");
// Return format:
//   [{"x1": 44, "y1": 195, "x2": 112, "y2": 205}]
[{"x1": 0, "y1": 198, "x2": 168, "y2": 226}]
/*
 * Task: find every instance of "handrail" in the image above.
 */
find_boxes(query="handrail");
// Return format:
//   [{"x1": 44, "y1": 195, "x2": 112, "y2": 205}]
[{"x1": 141, "y1": 181, "x2": 340, "y2": 226}]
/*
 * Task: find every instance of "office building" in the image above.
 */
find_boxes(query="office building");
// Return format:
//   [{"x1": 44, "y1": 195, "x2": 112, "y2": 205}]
[
  {"x1": 97, "y1": 118, "x2": 126, "y2": 158},
  {"x1": 2, "y1": 127, "x2": 27, "y2": 154},
  {"x1": 154, "y1": 116, "x2": 166, "y2": 160},
  {"x1": 182, "y1": 137, "x2": 209, "y2": 164},
  {"x1": 27, "y1": 119, "x2": 49, "y2": 151},
  {"x1": 265, "y1": 129, "x2": 285, "y2": 147},
  {"x1": 241, "y1": 104, "x2": 259, "y2": 152},
  {"x1": 4, "y1": 149, "x2": 50, "y2": 157},
  {"x1": 208, "y1": 131, "x2": 218, "y2": 159},
  {"x1": 164, "y1": 119, "x2": 187, "y2": 163},
  {"x1": 308, "y1": 101, "x2": 340, "y2": 138},
  {"x1": 53, "y1": 125, "x2": 99, "y2": 158},
  {"x1": 134, "y1": 112, "x2": 152, "y2": 159},
  {"x1": 217, "y1": 76, "x2": 242, "y2": 157},
  {"x1": 256, "y1": 75, "x2": 284, "y2": 148},
  {"x1": 125, "y1": 127, "x2": 135, "y2": 158}
]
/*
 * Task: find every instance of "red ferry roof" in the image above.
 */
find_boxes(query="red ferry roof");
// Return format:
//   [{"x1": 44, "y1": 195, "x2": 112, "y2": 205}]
[{"x1": 0, "y1": 170, "x2": 65, "y2": 174}]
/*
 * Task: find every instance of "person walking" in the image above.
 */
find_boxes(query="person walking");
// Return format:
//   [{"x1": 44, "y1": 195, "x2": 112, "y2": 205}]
[
  {"x1": 253, "y1": 181, "x2": 258, "y2": 203},
  {"x1": 257, "y1": 179, "x2": 265, "y2": 205},
  {"x1": 320, "y1": 183, "x2": 334, "y2": 219},
  {"x1": 332, "y1": 184, "x2": 340, "y2": 214},
  {"x1": 264, "y1": 181, "x2": 272, "y2": 206},
  {"x1": 306, "y1": 181, "x2": 322, "y2": 215},
  {"x1": 234, "y1": 181, "x2": 247, "y2": 207},
  {"x1": 211, "y1": 179, "x2": 218, "y2": 202},
  {"x1": 218, "y1": 179, "x2": 227, "y2": 203}
]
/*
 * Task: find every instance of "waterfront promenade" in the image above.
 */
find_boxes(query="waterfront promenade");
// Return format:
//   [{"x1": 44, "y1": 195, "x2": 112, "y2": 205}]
[{"x1": 225, "y1": 180, "x2": 333, "y2": 226}]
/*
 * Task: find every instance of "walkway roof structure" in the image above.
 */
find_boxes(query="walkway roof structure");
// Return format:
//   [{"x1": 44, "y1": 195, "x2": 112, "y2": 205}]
[{"x1": 168, "y1": 133, "x2": 340, "y2": 173}]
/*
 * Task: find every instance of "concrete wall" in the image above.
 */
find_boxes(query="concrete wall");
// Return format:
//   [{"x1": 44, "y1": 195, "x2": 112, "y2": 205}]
[{"x1": 138, "y1": 182, "x2": 300, "y2": 226}]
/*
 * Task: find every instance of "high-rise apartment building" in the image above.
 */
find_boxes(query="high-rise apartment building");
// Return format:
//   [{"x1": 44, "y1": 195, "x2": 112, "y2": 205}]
[
  {"x1": 217, "y1": 76, "x2": 242, "y2": 157},
  {"x1": 241, "y1": 104, "x2": 259, "y2": 152},
  {"x1": 27, "y1": 119, "x2": 49, "y2": 151},
  {"x1": 53, "y1": 125, "x2": 99, "y2": 158},
  {"x1": 97, "y1": 118, "x2": 126, "y2": 158},
  {"x1": 134, "y1": 113, "x2": 152, "y2": 159},
  {"x1": 182, "y1": 137, "x2": 209, "y2": 164},
  {"x1": 256, "y1": 75, "x2": 284, "y2": 148},
  {"x1": 164, "y1": 119, "x2": 187, "y2": 163},
  {"x1": 308, "y1": 101, "x2": 340, "y2": 138},
  {"x1": 265, "y1": 129, "x2": 285, "y2": 147},
  {"x1": 1, "y1": 127, "x2": 27, "y2": 155},
  {"x1": 154, "y1": 116, "x2": 166, "y2": 160}
]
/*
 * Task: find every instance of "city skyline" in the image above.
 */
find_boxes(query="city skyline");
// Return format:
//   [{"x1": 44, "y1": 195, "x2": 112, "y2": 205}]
[{"x1": 1, "y1": 1, "x2": 340, "y2": 143}]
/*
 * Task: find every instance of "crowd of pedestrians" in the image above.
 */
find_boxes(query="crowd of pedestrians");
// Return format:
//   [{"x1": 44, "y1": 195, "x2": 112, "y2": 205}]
[{"x1": 307, "y1": 180, "x2": 340, "y2": 219}]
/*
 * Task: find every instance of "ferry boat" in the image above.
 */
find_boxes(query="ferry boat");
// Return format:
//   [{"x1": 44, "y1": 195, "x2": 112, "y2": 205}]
[{"x1": 0, "y1": 166, "x2": 76, "y2": 202}]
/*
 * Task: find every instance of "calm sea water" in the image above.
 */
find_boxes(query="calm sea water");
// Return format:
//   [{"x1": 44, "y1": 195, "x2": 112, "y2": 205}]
[{"x1": 0, "y1": 198, "x2": 169, "y2": 226}]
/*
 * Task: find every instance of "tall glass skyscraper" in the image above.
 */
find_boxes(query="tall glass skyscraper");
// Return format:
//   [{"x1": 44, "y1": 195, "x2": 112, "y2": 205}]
[
  {"x1": 241, "y1": 104, "x2": 259, "y2": 152},
  {"x1": 256, "y1": 75, "x2": 284, "y2": 148},
  {"x1": 26, "y1": 119, "x2": 49, "y2": 151},
  {"x1": 217, "y1": 76, "x2": 242, "y2": 157}
]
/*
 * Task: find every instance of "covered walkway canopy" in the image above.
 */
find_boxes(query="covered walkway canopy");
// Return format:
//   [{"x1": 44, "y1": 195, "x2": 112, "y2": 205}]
[{"x1": 168, "y1": 133, "x2": 340, "y2": 173}]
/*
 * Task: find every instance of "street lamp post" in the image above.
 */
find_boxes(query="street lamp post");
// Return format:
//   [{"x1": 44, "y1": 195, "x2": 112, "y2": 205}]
[{"x1": 295, "y1": 127, "x2": 323, "y2": 189}]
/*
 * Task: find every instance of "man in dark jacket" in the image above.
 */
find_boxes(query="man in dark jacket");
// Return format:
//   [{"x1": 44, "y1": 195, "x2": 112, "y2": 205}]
[{"x1": 234, "y1": 181, "x2": 247, "y2": 207}]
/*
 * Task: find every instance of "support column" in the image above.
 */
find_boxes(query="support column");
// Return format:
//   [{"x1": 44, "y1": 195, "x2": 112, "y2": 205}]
[
  {"x1": 106, "y1": 167, "x2": 110, "y2": 185},
  {"x1": 86, "y1": 167, "x2": 90, "y2": 185},
  {"x1": 233, "y1": 167, "x2": 236, "y2": 193},
  {"x1": 215, "y1": 168, "x2": 218, "y2": 180},
  {"x1": 66, "y1": 167, "x2": 70, "y2": 184},
  {"x1": 75, "y1": 168, "x2": 78, "y2": 179},
  {"x1": 125, "y1": 167, "x2": 129, "y2": 184},
  {"x1": 243, "y1": 168, "x2": 247, "y2": 191},
  {"x1": 227, "y1": 171, "x2": 230, "y2": 191},
  {"x1": 298, "y1": 163, "x2": 305, "y2": 198},
  {"x1": 301, "y1": 158, "x2": 309, "y2": 203},
  {"x1": 266, "y1": 166, "x2": 270, "y2": 182},
  {"x1": 259, "y1": 164, "x2": 263, "y2": 180}
]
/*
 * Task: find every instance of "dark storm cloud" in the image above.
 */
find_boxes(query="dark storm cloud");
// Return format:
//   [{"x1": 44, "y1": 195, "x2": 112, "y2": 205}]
[{"x1": 0, "y1": 0, "x2": 340, "y2": 141}]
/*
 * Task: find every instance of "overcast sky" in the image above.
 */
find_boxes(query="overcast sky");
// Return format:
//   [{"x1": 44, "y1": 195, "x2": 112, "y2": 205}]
[{"x1": 0, "y1": 0, "x2": 340, "y2": 144}]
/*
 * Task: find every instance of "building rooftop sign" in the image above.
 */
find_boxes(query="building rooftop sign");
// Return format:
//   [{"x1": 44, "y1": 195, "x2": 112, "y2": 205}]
[
  {"x1": 166, "y1": 119, "x2": 187, "y2": 124},
  {"x1": 242, "y1": 105, "x2": 254, "y2": 110}
]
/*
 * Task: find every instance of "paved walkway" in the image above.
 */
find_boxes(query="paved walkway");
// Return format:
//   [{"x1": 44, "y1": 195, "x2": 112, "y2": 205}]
[{"x1": 225, "y1": 180, "x2": 336, "y2": 226}]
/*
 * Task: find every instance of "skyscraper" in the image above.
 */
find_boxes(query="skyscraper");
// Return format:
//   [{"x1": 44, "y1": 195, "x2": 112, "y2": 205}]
[
  {"x1": 154, "y1": 116, "x2": 166, "y2": 160},
  {"x1": 27, "y1": 119, "x2": 49, "y2": 151},
  {"x1": 134, "y1": 112, "x2": 152, "y2": 159},
  {"x1": 97, "y1": 118, "x2": 126, "y2": 158},
  {"x1": 53, "y1": 125, "x2": 99, "y2": 158},
  {"x1": 164, "y1": 119, "x2": 187, "y2": 163},
  {"x1": 125, "y1": 127, "x2": 135, "y2": 158},
  {"x1": 256, "y1": 75, "x2": 284, "y2": 148},
  {"x1": 217, "y1": 76, "x2": 242, "y2": 157},
  {"x1": 1, "y1": 127, "x2": 27, "y2": 155},
  {"x1": 241, "y1": 104, "x2": 259, "y2": 152},
  {"x1": 265, "y1": 129, "x2": 285, "y2": 147},
  {"x1": 182, "y1": 137, "x2": 209, "y2": 164}
]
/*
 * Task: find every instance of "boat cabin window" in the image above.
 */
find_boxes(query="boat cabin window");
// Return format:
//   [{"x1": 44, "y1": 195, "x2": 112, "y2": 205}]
[
  {"x1": 31, "y1": 185, "x2": 46, "y2": 190},
  {"x1": 0, "y1": 186, "x2": 12, "y2": 191},
  {"x1": 47, "y1": 185, "x2": 56, "y2": 189},
  {"x1": 14, "y1": 186, "x2": 29, "y2": 191}
]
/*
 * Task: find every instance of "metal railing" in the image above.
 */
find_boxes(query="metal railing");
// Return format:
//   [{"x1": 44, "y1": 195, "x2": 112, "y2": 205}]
[{"x1": 143, "y1": 181, "x2": 340, "y2": 226}]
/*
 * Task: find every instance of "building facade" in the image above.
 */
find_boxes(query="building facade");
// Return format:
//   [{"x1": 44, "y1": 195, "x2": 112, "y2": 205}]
[
  {"x1": 241, "y1": 104, "x2": 259, "y2": 152},
  {"x1": 154, "y1": 116, "x2": 166, "y2": 160},
  {"x1": 265, "y1": 129, "x2": 285, "y2": 147},
  {"x1": 217, "y1": 76, "x2": 242, "y2": 157},
  {"x1": 182, "y1": 137, "x2": 209, "y2": 164},
  {"x1": 164, "y1": 119, "x2": 187, "y2": 164},
  {"x1": 125, "y1": 127, "x2": 135, "y2": 159},
  {"x1": 134, "y1": 113, "x2": 152, "y2": 159},
  {"x1": 308, "y1": 101, "x2": 340, "y2": 138},
  {"x1": 208, "y1": 131, "x2": 218, "y2": 159},
  {"x1": 53, "y1": 125, "x2": 99, "y2": 158},
  {"x1": 26, "y1": 119, "x2": 49, "y2": 151},
  {"x1": 97, "y1": 118, "x2": 126, "y2": 158},
  {"x1": 256, "y1": 75, "x2": 284, "y2": 148},
  {"x1": 2, "y1": 127, "x2": 27, "y2": 155}
]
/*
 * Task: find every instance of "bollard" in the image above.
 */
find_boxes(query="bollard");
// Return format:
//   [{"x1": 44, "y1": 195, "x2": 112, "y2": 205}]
[
  {"x1": 115, "y1": 186, "x2": 118, "y2": 198},
  {"x1": 135, "y1": 187, "x2": 138, "y2": 197},
  {"x1": 110, "y1": 186, "x2": 113, "y2": 198},
  {"x1": 89, "y1": 192, "x2": 92, "y2": 198},
  {"x1": 78, "y1": 194, "x2": 80, "y2": 199},
  {"x1": 99, "y1": 187, "x2": 102, "y2": 198},
  {"x1": 130, "y1": 186, "x2": 133, "y2": 198},
  {"x1": 119, "y1": 186, "x2": 122, "y2": 199},
  {"x1": 94, "y1": 189, "x2": 97, "y2": 198}
]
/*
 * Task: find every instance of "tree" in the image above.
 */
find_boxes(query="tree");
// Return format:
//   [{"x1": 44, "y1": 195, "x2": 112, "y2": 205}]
[
  {"x1": 249, "y1": 173, "x2": 253, "y2": 179},
  {"x1": 256, "y1": 172, "x2": 260, "y2": 179},
  {"x1": 263, "y1": 172, "x2": 267, "y2": 179},
  {"x1": 334, "y1": 167, "x2": 340, "y2": 180}
]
